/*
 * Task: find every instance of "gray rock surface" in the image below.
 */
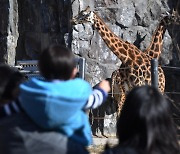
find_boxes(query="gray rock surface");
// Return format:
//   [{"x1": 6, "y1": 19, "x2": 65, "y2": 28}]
[
  {"x1": 16, "y1": 0, "x2": 72, "y2": 60},
  {"x1": 0, "y1": 0, "x2": 18, "y2": 65},
  {"x1": 0, "y1": 0, "x2": 179, "y2": 138}
]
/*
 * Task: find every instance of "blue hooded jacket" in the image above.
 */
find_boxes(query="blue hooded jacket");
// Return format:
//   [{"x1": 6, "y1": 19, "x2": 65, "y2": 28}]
[{"x1": 19, "y1": 78, "x2": 93, "y2": 145}]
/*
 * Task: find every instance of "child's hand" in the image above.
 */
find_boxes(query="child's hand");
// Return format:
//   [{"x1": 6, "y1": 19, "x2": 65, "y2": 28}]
[{"x1": 98, "y1": 80, "x2": 110, "y2": 93}]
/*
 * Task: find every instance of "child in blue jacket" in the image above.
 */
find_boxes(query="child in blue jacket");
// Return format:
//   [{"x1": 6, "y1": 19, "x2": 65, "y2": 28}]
[{"x1": 19, "y1": 45, "x2": 110, "y2": 146}]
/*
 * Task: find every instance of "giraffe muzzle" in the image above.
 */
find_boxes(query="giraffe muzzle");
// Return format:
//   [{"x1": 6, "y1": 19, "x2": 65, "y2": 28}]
[{"x1": 70, "y1": 18, "x2": 78, "y2": 25}]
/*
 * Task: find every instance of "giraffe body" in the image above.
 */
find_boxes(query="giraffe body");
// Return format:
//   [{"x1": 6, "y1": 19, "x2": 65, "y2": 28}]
[{"x1": 72, "y1": 7, "x2": 167, "y2": 115}]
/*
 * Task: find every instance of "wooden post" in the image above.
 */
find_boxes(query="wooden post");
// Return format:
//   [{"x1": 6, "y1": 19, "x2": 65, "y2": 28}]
[{"x1": 151, "y1": 59, "x2": 158, "y2": 88}]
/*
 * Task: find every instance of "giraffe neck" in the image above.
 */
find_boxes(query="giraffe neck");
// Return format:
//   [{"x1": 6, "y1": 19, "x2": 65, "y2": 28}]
[
  {"x1": 93, "y1": 12, "x2": 145, "y2": 65},
  {"x1": 144, "y1": 19, "x2": 167, "y2": 59}
]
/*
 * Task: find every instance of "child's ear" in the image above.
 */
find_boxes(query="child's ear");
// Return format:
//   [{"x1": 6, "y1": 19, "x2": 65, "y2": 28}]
[{"x1": 71, "y1": 67, "x2": 78, "y2": 79}]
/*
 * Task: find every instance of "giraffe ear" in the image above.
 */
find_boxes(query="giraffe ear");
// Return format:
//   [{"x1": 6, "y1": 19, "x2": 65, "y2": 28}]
[
  {"x1": 160, "y1": 11, "x2": 170, "y2": 19},
  {"x1": 85, "y1": 6, "x2": 91, "y2": 12},
  {"x1": 172, "y1": 9, "x2": 176, "y2": 16},
  {"x1": 171, "y1": 9, "x2": 179, "y2": 18},
  {"x1": 171, "y1": 9, "x2": 180, "y2": 24}
]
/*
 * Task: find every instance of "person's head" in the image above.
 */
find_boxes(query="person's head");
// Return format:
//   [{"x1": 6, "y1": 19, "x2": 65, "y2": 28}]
[
  {"x1": 117, "y1": 85, "x2": 179, "y2": 154},
  {"x1": 38, "y1": 44, "x2": 77, "y2": 80},
  {"x1": 0, "y1": 64, "x2": 24, "y2": 104}
]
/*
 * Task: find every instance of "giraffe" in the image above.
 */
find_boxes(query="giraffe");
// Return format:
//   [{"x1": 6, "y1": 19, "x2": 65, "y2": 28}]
[
  {"x1": 72, "y1": 6, "x2": 165, "y2": 114},
  {"x1": 111, "y1": 12, "x2": 179, "y2": 112}
]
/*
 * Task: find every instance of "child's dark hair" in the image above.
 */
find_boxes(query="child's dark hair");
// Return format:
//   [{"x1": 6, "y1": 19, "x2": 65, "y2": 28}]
[
  {"x1": 0, "y1": 64, "x2": 24, "y2": 101},
  {"x1": 38, "y1": 45, "x2": 76, "y2": 80}
]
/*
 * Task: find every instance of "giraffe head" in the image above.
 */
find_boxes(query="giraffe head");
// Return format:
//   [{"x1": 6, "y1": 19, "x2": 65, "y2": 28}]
[
  {"x1": 161, "y1": 10, "x2": 180, "y2": 26},
  {"x1": 71, "y1": 6, "x2": 94, "y2": 25}
]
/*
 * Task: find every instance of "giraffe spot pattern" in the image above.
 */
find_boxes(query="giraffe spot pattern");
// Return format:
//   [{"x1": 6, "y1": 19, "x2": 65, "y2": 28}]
[
  {"x1": 123, "y1": 44, "x2": 128, "y2": 50},
  {"x1": 153, "y1": 53, "x2": 158, "y2": 58},
  {"x1": 141, "y1": 65, "x2": 146, "y2": 71},
  {"x1": 100, "y1": 32, "x2": 105, "y2": 37},
  {"x1": 105, "y1": 39, "x2": 111, "y2": 45},
  {"x1": 155, "y1": 44, "x2": 159, "y2": 51},
  {"x1": 142, "y1": 70, "x2": 146, "y2": 77},
  {"x1": 146, "y1": 72, "x2": 151, "y2": 79},
  {"x1": 96, "y1": 23, "x2": 100, "y2": 27},
  {"x1": 119, "y1": 48, "x2": 127, "y2": 56},
  {"x1": 99, "y1": 21, "x2": 103, "y2": 26},
  {"x1": 96, "y1": 27, "x2": 100, "y2": 31},
  {"x1": 149, "y1": 50, "x2": 154, "y2": 57},
  {"x1": 106, "y1": 33, "x2": 110, "y2": 38},
  {"x1": 104, "y1": 27, "x2": 108, "y2": 32},
  {"x1": 138, "y1": 69, "x2": 143, "y2": 76},
  {"x1": 151, "y1": 44, "x2": 155, "y2": 50},
  {"x1": 116, "y1": 52, "x2": 121, "y2": 57},
  {"x1": 144, "y1": 59, "x2": 149, "y2": 63},
  {"x1": 125, "y1": 41, "x2": 130, "y2": 44},
  {"x1": 134, "y1": 78, "x2": 140, "y2": 85},
  {"x1": 111, "y1": 45, "x2": 116, "y2": 51},
  {"x1": 111, "y1": 39, "x2": 115, "y2": 43},
  {"x1": 118, "y1": 42, "x2": 122, "y2": 47},
  {"x1": 154, "y1": 37, "x2": 158, "y2": 43},
  {"x1": 136, "y1": 58, "x2": 143, "y2": 65},
  {"x1": 126, "y1": 60, "x2": 133, "y2": 66},
  {"x1": 129, "y1": 51, "x2": 135, "y2": 61},
  {"x1": 129, "y1": 46, "x2": 134, "y2": 50}
]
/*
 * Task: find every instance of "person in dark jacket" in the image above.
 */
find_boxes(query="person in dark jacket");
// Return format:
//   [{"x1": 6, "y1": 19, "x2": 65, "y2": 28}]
[
  {"x1": 0, "y1": 64, "x2": 24, "y2": 117},
  {"x1": 103, "y1": 85, "x2": 179, "y2": 154},
  {"x1": 0, "y1": 112, "x2": 88, "y2": 154}
]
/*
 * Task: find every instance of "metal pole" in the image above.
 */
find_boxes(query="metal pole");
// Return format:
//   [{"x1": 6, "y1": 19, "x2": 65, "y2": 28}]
[{"x1": 151, "y1": 59, "x2": 158, "y2": 88}]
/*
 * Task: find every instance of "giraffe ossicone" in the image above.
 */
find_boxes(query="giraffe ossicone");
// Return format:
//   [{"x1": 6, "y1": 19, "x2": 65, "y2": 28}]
[{"x1": 72, "y1": 6, "x2": 167, "y2": 115}]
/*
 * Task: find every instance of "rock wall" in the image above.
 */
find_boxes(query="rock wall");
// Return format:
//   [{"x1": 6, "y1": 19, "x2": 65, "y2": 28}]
[
  {"x1": 0, "y1": 0, "x2": 72, "y2": 63},
  {"x1": 0, "y1": 0, "x2": 19, "y2": 65},
  {"x1": 0, "y1": 0, "x2": 179, "y2": 137},
  {"x1": 16, "y1": 0, "x2": 72, "y2": 61}
]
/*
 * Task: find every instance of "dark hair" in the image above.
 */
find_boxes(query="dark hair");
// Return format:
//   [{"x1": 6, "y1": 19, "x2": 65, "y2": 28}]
[
  {"x1": 38, "y1": 45, "x2": 76, "y2": 80},
  {"x1": 117, "y1": 85, "x2": 179, "y2": 154},
  {"x1": 0, "y1": 64, "x2": 24, "y2": 102}
]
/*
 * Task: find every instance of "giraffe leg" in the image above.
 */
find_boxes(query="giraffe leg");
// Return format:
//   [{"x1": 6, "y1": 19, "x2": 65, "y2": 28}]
[
  {"x1": 158, "y1": 67, "x2": 165, "y2": 93},
  {"x1": 111, "y1": 69, "x2": 126, "y2": 116},
  {"x1": 117, "y1": 86, "x2": 126, "y2": 116},
  {"x1": 111, "y1": 70, "x2": 118, "y2": 98}
]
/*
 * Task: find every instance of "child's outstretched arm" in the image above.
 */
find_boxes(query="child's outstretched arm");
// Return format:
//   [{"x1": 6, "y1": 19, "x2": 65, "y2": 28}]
[{"x1": 84, "y1": 80, "x2": 110, "y2": 109}]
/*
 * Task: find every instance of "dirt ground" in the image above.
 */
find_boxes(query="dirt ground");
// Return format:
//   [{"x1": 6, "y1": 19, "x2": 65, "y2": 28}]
[
  {"x1": 87, "y1": 145, "x2": 105, "y2": 154},
  {"x1": 87, "y1": 137, "x2": 118, "y2": 154}
]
